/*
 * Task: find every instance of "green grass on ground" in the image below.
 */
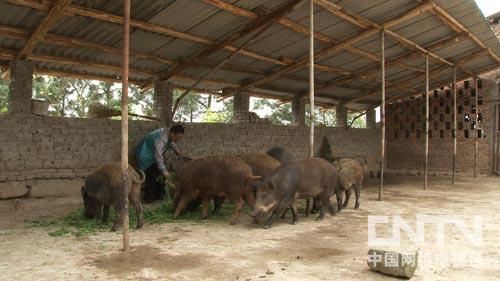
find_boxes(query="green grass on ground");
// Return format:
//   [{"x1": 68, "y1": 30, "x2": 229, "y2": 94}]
[{"x1": 25, "y1": 200, "x2": 251, "y2": 237}]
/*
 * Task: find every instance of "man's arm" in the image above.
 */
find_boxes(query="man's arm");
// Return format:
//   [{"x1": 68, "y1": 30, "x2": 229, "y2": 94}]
[
  {"x1": 170, "y1": 141, "x2": 182, "y2": 156},
  {"x1": 154, "y1": 138, "x2": 168, "y2": 175}
]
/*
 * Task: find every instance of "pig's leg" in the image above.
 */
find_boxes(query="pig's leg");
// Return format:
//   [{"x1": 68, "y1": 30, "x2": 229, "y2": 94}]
[
  {"x1": 229, "y1": 197, "x2": 244, "y2": 225},
  {"x1": 96, "y1": 203, "x2": 103, "y2": 224},
  {"x1": 310, "y1": 198, "x2": 319, "y2": 214},
  {"x1": 280, "y1": 209, "x2": 287, "y2": 219},
  {"x1": 263, "y1": 211, "x2": 278, "y2": 229},
  {"x1": 102, "y1": 205, "x2": 110, "y2": 224},
  {"x1": 201, "y1": 196, "x2": 211, "y2": 219},
  {"x1": 342, "y1": 189, "x2": 352, "y2": 209},
  {"x1": 243, "y1": 193, "x2": 255, "y2": 208},
  {"x1": 316, "y1": 194, "x2": 336, "y2": 221},
  {"x1": 212, "y1": 196, "x2": 225, "y2": 214},
  {"x1": 173, "y1": 195, "x2": 191, "y2": 219},
  {"x1": 354, "y1": 182, "x2": 361, "y2": 210},
  {"x1": 305, "y1": 199, "x2": 310, "y2": 217},
  {"x1": 336, "y1": 189, "x2": 344, "y2": 212},
  {"x1": 290, "y1": 203, "x2": 299, "y2": 225},
  {"x1": 130, "y1": 197, "x2": 144, "y2": 229}
]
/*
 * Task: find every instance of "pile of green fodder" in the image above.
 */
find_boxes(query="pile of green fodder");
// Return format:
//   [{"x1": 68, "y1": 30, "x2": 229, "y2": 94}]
[{"x1": 25, "y1": 199, "x2": 250, "y2": 237}]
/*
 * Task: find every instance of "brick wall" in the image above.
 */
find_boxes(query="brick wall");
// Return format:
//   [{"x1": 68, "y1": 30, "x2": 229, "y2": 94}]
[
  {"x1": 386, "y1": 77, "x2": 498, "y2": 175},
  {"x1": 0, "y1": 115, "x2": 380, "y2": 183}
]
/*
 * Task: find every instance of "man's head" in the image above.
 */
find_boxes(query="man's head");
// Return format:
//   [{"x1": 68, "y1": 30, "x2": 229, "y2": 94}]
[{"x1": 169, "y1": 124, "x2": 185, "y2": 142}]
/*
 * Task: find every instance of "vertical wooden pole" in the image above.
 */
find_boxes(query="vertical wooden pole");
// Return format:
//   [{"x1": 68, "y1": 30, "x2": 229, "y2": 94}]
[
  {"x1": 452, "y1": 66, "x2": 457, "y2": 184},
  {"x1": 473, "y1": 78, "x2": 478, "y2": 177},
  {"x1": 379, "y1": 30, "x2": 385, "y2": 201},
  {"x1": 424, "y1": 54, "x2": 429, "y2": 190},
  {"x1": 309, "y1": 0, "x2": 314, "y2": 158},
  {"x1": 121, "y1": 0, "x2": 130, "y2": 252}
]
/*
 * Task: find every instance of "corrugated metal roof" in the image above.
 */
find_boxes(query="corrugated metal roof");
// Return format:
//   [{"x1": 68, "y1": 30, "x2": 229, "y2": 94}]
[{"x1": 0, "y1": 0, "x2": 498, "y2": 109}]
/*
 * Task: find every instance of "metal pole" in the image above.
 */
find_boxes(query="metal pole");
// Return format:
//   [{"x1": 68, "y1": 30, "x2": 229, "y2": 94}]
[
  {"x1": 452, "y1": 66, "x2": 457, "y2": 184},
  {"x1": 121, "y1": 0, "x2": 130, "y2": 252},
  {"x1": 309, "y1": 0, "x2": 314, "y2": 158},
  {"x1": 474, "y1": 78, "x2": 478, "y2": 177},
  {"x1": 424, "y1": 54, "x2": 429, "y2": 190},
  {"x1": 379, "y1": 30, "x2": 385, "y2": 201}
]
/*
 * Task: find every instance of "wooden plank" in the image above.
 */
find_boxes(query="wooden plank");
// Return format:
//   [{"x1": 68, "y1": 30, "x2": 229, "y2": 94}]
[
  {"x1": 309, "y1": 0, "x2": 315, "y2": 158},
  {"x1": 424, "y1": 55, "x2": 429, "y2": 190},
  {"x1": 452, "y1": 66, "x2": 457, "y2": 184}
]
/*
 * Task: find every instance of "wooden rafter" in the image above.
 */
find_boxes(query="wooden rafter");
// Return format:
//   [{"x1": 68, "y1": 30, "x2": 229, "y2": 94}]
[
  {"x1": 203, "y1": 0, "x2": 420, "y2": 74},
  {"x1": 346, "y1": 48, "x2": 489, "y2": 105},
  {"x1": 432, "y1": 2, "x2": 500, "y2": 63},
  {"x1": 2, "y1": 25, "x2": 365, "y2": 90},
  {"x1": 15, "y1": 0, "x2": 72, "y2": 60},
  {"x1": 159, "y1": 0, "x2": 303, "y2": 81},
  {"x1": 1, "y1": 0, "x2": 71, "y2": 79},
  {"x1": 322, "y1": 34, "x2": 466, "y2": 91},
  {"x1": 220, "y1": 1, "x2": 436, "y2": 98}
]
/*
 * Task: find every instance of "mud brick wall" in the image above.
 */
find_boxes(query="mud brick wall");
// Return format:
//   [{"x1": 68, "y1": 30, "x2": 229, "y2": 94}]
[
  {"x1": 386, "y1": 77, "x2": 498, "y2": 175},
  {"x1": 0, "y1": 115, "x2": 380, "y2": 183}
]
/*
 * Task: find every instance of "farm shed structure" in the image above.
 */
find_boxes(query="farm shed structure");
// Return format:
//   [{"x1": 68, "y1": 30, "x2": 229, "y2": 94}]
[{"x1": 0, "y1": 0, "x2": 499, "y2": 197}]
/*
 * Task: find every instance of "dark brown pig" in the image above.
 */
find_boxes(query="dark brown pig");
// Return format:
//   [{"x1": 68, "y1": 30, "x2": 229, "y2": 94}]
[
  {"x1": 333, "y1": 158, "x2": 364, "y2": 210},
  {"x1": 266, "y1": 146, "x2": 293, "y2": 163},
  {"x1": 81, "y1": 162, "x2": 145, "y2": 231},
  {"x1": 251, "y1": 157, "x2": 338, "y2": 229},
  {"x1": 173, "y1": 156, "x2": 260, "y2": 224},
  {"x1": 238, "y1": 153, "x2": 281, "y2": 179}
]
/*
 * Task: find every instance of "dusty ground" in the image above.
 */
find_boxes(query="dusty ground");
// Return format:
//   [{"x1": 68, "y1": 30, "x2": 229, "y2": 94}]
[{"x1": 0, "y1": 176, "x2": 499, "y2": 281}]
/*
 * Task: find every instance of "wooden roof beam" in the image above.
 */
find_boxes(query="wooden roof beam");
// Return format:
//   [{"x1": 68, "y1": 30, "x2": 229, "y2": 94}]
[
  {"x1": 431, "y1": 2, "x2": 500, "y2": 64},
  {"x1": 158, "y1": 0, "x2": 304, "y2": 81},
  {"x1": 220, "y1": 1, "x2": 436, "y2": 98}
]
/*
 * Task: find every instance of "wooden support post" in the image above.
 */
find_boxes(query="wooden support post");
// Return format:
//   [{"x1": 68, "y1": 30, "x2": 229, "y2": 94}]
[
  {"x1": 452, "y1": 66, "x2": 457, "y2": 184},
  {"x1": 379, "y1": 30, "x2": 385, "y2": 201},
  {"x1": 121, "y1": 0, "x2": 130, "y2": 252},
  {"x1": 309, "y1": 0, "x2": 315, "y2": 158},
  {"x1": 474, "y1": 78, "x2": 478, "y2": 177},
  {"x1": 424, "y1": 55, "x2": 429, "y2": 190}
]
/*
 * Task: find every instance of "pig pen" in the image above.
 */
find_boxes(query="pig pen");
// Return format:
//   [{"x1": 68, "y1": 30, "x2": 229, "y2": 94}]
[{"x1": 0, "y1": 176, "x2": 499, "y2": 281}]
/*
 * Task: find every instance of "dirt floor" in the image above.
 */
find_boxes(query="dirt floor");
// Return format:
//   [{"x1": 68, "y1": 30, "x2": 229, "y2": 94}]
[{"x1": 0, "y1": 176, "x2": 499, "y2": 281}]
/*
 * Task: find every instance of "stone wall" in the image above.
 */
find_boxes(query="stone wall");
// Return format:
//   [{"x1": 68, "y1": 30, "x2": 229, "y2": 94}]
[
  {"x1": 386, "y1": 77, "x2": 498, "y2": 175},
  {"x1": 0, "y1": 115, "x2": 380, "y2": 187}
]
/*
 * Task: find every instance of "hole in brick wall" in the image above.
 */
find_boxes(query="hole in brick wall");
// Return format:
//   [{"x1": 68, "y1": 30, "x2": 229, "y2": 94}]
[
  {"x1": 459, "y1": 88, "x2": 463, "y2": 96},
  {"x1": 452, "y1": 113, "x2": 455, "y2": 120},
  {"x1": 458, "y1": 121, "x2": 464, "y2": 130},
  {"x1": 422, "y1": 122, "x2": 426, "y2": 130},
  {"x1": 458, "y1": 105, "x2": 464, "y2": 113},
  {"x1": 445, "y1": 106, "x2": 450, "y2": 114},
  {"x1": 478, "y1": 79, "x2": 482, "y2": 89},
  {"x1": 465, "y1": 80, "x2": 470, "y2": 89},
  {"x1": 498, "y1": 83, "x2": 500, "y2": 94},
  {"x1": 452, "y1": 129, "x2": 456, "y2": 138},
  {"x1": 394, "y1": 130, "x2": 399, "y2": 138},
  {"x1": 433, "y1": 106, "x2": 438, "y2": 114},
  {"x1": 439, "y1": 114, "x2": 444, "y2": 122},
  {"x1": 400, "y1": 123, "x2": 404, "y2": 130},
  {"x1": 434, "y1": 121, "x2": 438, "y2": 130},
  {"x1": 477, "y1": 129, "x2": 484, "y2": 138},
  {"x1": 440, "y1": 130, "x2": 444, "y2": 138},
  {"x1": 478, "y1": 112, "x2": 483, "y2": 122},
  {"x1": 422, "y1": 106, "x2": 425, "y2": 114},
  {"x1": 405, "y1": 130, "x2": 410, "y2": 138},
  {"x1": 429, "y1": 130, "x2": 433, "y2": 138},
  {"x1": 478, "y1": 98, "x2": 483, "y2": 105},
  {"x1": 471, "y1": 88, "x2": 476, "y2": 97},
  {"x1": 406, "y1": 114, "x2": 410, "y2": 122},
  {"x1": 446, "y1": 89, "x2": 451, "y2": 97},
  {"x1": 471, "y1": 104, "x2": 476, "y2": 114},
  {"x1": 416, "y1": 129, "x2": 421, "y2": 138},
  {"x1": 439, "y1": 99, "x2": 444, "y2": 107},
  {"x1": 411, "y1": 121, "x2": 415, "y2": 130},
  {"x1": 464, "y1": 130, "x2": 470, "y2": 138},
  {"x1": 441, "y1": 86, "x2": 445, "y2": 90},
  {"x1": 464, "y1": 113, "x2": 470, "y2": 122},
  {"x1": 471, "y1": 120, "x2": 477, "y2": 130},
  {"x1": 446, "y1": 122, "x2": 451, "y2": 130},
  {"x1": 434, "y1": 90, "x2": 439, "y2": 98},
  {"x1": 464, "y1": 98, "x2": 470, "y2": 106}
]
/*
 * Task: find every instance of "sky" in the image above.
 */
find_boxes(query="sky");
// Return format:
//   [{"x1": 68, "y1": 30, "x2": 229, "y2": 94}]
[{"x1": 475, "y1": 0, "x2": 500, "y2": 16}]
